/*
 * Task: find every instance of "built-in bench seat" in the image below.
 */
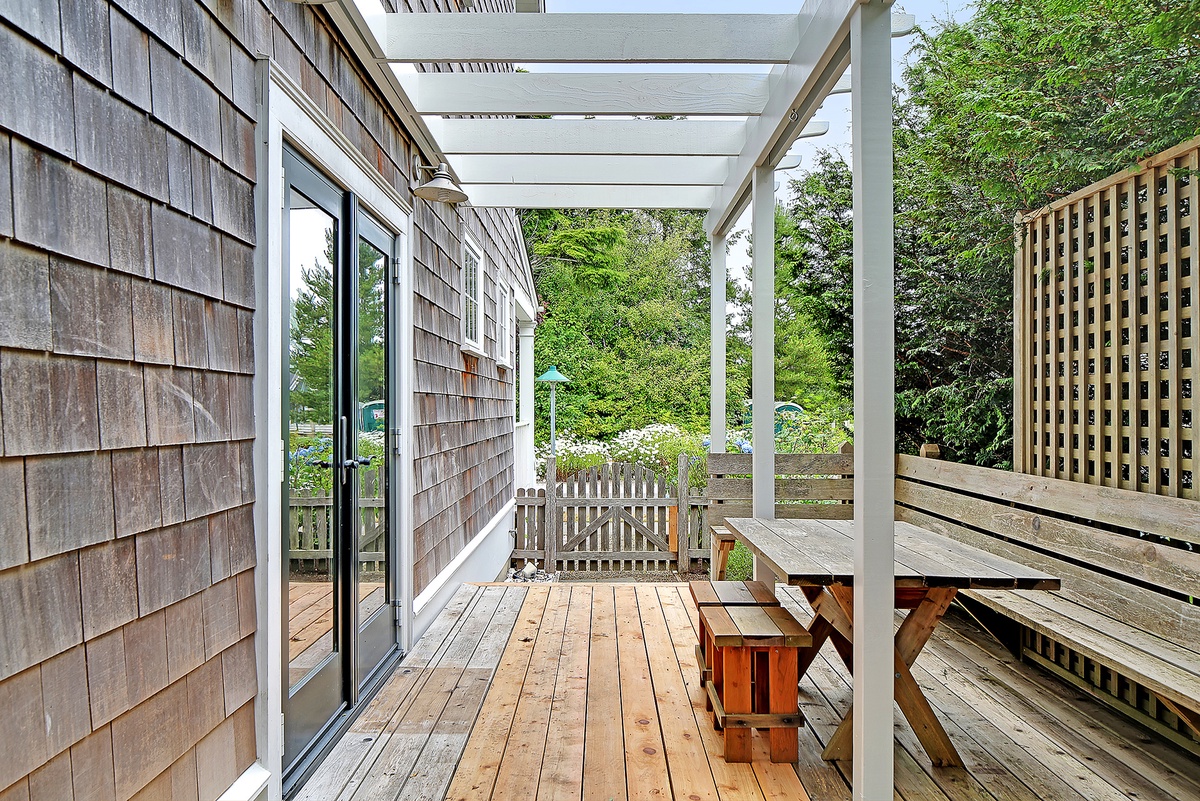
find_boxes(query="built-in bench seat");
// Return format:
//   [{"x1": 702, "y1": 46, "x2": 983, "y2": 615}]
[{"x1": 896, "y1": 453, "x2": 1200, "y2": 755}]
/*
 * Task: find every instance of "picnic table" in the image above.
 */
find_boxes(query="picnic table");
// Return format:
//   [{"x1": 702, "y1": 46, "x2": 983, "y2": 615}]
[{"x1": 723, "y1": 517, "x2": 1060, "y2": 767}]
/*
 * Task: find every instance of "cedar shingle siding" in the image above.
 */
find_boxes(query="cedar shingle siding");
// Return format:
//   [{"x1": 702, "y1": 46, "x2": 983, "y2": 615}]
[{"x1": 0, "y1": 0, "x2": 529, "y2": 798}]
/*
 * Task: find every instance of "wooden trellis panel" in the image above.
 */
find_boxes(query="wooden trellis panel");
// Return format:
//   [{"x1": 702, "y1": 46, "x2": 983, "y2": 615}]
[{"x1": 1016, "y1": 136, "x2": 1199, "y2": 499}]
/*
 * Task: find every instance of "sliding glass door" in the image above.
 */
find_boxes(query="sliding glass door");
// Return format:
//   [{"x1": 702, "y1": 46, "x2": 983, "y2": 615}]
[{"x1": 282, "y1": 146, "x2": 399, "y2": 778}]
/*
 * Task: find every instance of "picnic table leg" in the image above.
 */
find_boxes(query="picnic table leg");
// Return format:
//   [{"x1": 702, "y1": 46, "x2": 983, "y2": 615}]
[
  {"x1": 820, "y1": 585, "x2": 965, "y2": 768},
  {"x1": 891, "y1": 587, "x2": 963, "y2": 767},
  {"x1": 723, "y1": 646, "x2": 753, "y2": 762},
  {"x1": 768, "y1": 645, "x2": 800, "y2": 763}
]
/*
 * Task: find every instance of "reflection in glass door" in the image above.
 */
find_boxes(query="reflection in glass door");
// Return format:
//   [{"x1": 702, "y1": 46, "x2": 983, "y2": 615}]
[{"x1": 282, "y1": 147, "x2": 399, "y2": 782}]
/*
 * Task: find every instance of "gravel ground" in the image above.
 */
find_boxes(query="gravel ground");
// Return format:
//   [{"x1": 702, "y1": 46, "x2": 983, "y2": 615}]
[{"x1": 556, "y1": 569, "x2": 711, "y2": 583}]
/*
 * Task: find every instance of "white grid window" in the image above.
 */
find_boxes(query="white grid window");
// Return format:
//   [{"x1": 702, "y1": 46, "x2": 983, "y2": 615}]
[
  {"x1": 462, "y1": 238, "x2": 483, "y2": 352},
  {"x1": 496, "y1": 282, "x2": 512, "y2": 366}
]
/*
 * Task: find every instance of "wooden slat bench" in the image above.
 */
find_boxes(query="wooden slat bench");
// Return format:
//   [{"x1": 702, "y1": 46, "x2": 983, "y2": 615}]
[
  {"x1": 707, "y1": 448, "x2": 853, "y2": 580},
  {"x1": 690, "y1": 580, "x2": 779, "y2": 687},
  {"x1": 698, "y1": 602, "x2": 811, "y2": 763},
  {"x1": 896, "y1": 452, "x2": 1200, "y2": 756}
]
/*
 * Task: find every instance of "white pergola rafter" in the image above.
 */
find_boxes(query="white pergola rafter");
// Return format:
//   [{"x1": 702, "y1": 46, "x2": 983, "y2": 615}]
[
  {"x1": 386, "y1": 13, "x2": 804, "y2": 63},
  {"x1": 397, "y1": 72, "x2": 772, "y2": 116},
  {"x1": 383, "y1": 11, "x2": 915, "y2": 64},
  {"x1": 429, "y1": 119, "x2": 830, "y2": 156},
  {"x1": 452, "y1": 155, "x2": 733, "y2": 186},
  {"x1": 325, "y1": 4, "x2": 904, "y2": 799}
]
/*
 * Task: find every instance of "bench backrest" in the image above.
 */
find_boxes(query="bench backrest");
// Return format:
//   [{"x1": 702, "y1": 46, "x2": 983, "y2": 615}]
[
  {"x1": 895, "y1": 453, "x2": 1200, "y2": 648},
  {"x1": 707, "y1": 451, "x2": 854, "y2": 531}
]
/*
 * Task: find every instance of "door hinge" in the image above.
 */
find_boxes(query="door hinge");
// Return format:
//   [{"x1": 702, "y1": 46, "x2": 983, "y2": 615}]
[
  {"x1": 390, "y1": 599, "x2": 404, "y2": 628},
  {"x1": 392, "y1": 258, "x2": 403, "y2": 285},
  {"x1": 391, "y1": 428, "x2": 402, "y2": 455}
]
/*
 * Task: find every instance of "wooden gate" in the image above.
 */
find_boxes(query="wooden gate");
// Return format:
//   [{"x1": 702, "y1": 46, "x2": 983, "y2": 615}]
[{"x1": 514, "y1": 457, "x2": 706, "y2": 573}]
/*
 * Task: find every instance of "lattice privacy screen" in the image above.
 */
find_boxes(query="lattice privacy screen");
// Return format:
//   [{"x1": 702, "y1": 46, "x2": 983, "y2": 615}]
[{"x1": 1014, "y1": 137, "x2": 1200, "y2": 499}]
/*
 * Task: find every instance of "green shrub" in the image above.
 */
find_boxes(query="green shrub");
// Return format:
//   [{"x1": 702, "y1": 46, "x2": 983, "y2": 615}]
[{"x1": 724, "y1": 542, "x2": 753, "y2": 582}]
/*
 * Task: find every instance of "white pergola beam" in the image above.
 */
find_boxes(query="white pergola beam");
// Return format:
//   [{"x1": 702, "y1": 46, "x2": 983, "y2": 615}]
[
  {"x1": 399, "y1": 72, "x2": 771, "y2": 116},
  {"x1": 705, "y1": 0, "x2": 858, "y2": 236},
  {"x1": 431, "y1": 118, "x2": 829, "y2": 156},
  {"x1": 462, "y1": 184, "x2": 717, "y2": 209},
  {"x1": 451, "y1": 155, "x2": 732, "y2": 186},
  {"x1": 386, "y1": 14, "x2": 801, "y2": 64}
]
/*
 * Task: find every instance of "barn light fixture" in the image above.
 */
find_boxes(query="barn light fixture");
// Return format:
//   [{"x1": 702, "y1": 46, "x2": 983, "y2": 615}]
[{"x1": 412, "y1": 160, "x2": 469, "y2": 205}]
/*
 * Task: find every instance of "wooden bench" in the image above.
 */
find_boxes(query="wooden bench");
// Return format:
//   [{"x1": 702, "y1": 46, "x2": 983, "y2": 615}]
[
  {"x1": 698, "y1": 602, "x2": 811, "y2": 763},
  {"x1": 690, "y1": 580, "x2": 779, "y2": 686},
  {"x1": 896, "y1": 452, "x2": 1200, "y2": 756},
  {"x1": 706, "y1": 448, "x2": 853, "y2": 580}
]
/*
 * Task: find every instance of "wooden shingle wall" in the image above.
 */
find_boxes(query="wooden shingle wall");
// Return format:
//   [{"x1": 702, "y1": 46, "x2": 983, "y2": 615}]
[
  {"x1": 0, "y1": 0, "x2": 259, "y2": 798},
  {"x1": 406, "y1": 0, "x2": 532, "y2": 595},
  {"x1": 1015, "y1": 136, "x2": 1200, "y2": 499},
  {"x1": 0, "y1": 0, "x2": 530, "y2": 796}
]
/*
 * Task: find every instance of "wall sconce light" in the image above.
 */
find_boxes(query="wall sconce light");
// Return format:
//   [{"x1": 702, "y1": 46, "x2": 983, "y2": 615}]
[{"x1": 412, "y1": 158, "x2": 469, "y2": 205}]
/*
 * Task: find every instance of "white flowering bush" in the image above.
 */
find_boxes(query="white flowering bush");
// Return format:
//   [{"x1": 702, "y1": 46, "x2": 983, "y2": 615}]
[
  {"x1": 536, "y1": 424, "x2": 708, "y2": 488},
  {"x1": 535, "y1": 434, "x2": 611, "y2": 480}
]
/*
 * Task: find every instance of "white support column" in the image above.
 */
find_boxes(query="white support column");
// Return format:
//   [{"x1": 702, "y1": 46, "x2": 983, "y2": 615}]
[
  {"x1": 710, "y1": 233, "x2": 727, "y2": 453},
  {"x1": 850, "y1": 2, "x2": 896, "y2": 799},
  {"x1": 515, "y1": 319, "x2": 536, "y2": 487},
  {"x1": 751, "y1": 166, "x2": 778, "y2": 585}
]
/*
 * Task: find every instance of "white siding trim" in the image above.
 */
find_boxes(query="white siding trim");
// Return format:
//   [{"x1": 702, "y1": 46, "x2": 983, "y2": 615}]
[{"x1": 411, "y1": 499, "x2": 516, "y2": 641}]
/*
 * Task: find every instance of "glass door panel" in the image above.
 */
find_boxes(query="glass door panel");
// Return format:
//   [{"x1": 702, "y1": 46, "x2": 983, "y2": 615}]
[
  {"x1": 283, "y1": 153, "x2": 347, "y2": 769},
  {"x1": 286, "y1": 193, "x2": 339, "y2": 690},
  {"x1": 354, "y1": 228, "x2": 394, "y2": 682}
]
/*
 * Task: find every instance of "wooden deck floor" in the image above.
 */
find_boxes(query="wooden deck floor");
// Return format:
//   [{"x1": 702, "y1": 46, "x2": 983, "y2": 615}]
[
  {"x1": 296, "y1": 583, "x2": 1200, "y2": 801},
  {"x1": 289, "y1": 581, "x2": 386, "y2": 685}
]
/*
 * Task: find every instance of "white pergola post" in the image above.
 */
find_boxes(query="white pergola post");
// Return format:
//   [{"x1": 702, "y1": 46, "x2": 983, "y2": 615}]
[
  {"x1": 751, "y1": 166, "x2": 779, "y2": 585},
  {"x1": 750, "y1": 165, "x2": 775, "y2": 520},
  {"x1": 710, "y1": 233, "x2": 727, "y2": 453},
  {"x1": 515, "y1": 319, "x2": 537, "y2": 486},
  {"x1": 850, "y1": 2, "x2": 896, "y2": 799}
]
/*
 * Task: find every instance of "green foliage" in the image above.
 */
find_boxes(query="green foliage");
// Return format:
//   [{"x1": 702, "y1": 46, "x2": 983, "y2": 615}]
[
  {"x1": 775, "y1": 0, "x2": 1200, "y2": 468},
  {"x1": 523, "y1": 209, "x2": 720, "y2": 440},
  {"x1": 289, "y1": 236, "x2": 388, "y2": 424},
  {"x1": 724, "y1": 543, "x2": 753, "y2": 582}
]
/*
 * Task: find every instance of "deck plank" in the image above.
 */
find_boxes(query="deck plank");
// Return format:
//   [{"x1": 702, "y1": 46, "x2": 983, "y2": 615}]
[
  {"x1": 491, "y1": 585, "x2": 573, "y2": 801},
  {"x1": 583, "y1": 585, "x2": 628, "y2": 801},
  {"x1": 638, "y1": 584, "x2": 722, "y2": 801},
  {"x1": 615, "y1": 585, "x2": 674, "y2": 801},
  {"x1": 537, "y1": 585, "x2": 593, "y2": 801}
]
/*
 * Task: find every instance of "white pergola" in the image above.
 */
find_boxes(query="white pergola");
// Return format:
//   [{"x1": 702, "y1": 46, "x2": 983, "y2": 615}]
[{"x1": 328, "y1": 2, "x2": 904, "y2": 797}]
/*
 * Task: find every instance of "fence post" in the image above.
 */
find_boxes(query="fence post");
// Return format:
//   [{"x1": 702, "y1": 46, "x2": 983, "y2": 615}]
[
  {"x1": 919, "y1": 443, "x2": 942, "y2": 460},
  {"x1": 676, "y1": 453, "x2": 689, "y2": 575},
  {"x1": 544, "y1": 455, "x2": 557, "y2": 572}
]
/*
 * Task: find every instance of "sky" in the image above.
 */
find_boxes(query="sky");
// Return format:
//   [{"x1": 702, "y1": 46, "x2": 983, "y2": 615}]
[{"x1": 535, "y1": 0, "x2": 976, "y2": 289}]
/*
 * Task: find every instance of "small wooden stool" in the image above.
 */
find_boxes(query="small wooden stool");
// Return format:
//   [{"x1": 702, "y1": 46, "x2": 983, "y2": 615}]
[
  {"x1": 699, "y1": 603, "x2": 810, "y2": 763},
  {"x1": 689, "y1": 581, "x2": 779, "y2": 687}
]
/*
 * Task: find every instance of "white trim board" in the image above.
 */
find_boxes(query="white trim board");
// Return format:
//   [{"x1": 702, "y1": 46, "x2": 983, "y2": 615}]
[{"x1": 412, "y1": 499, "x2": 516, "y2": 642}]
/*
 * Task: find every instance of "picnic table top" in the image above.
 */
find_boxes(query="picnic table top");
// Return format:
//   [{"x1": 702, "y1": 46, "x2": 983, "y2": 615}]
[{"x1": 723, "y1": 518, "x2": 1060, "y2": 591}]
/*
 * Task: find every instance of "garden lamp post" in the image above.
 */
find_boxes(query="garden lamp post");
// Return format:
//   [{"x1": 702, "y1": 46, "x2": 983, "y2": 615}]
[{"x1": 536, "y1": 365, "x2": 571, "y2": 457}]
